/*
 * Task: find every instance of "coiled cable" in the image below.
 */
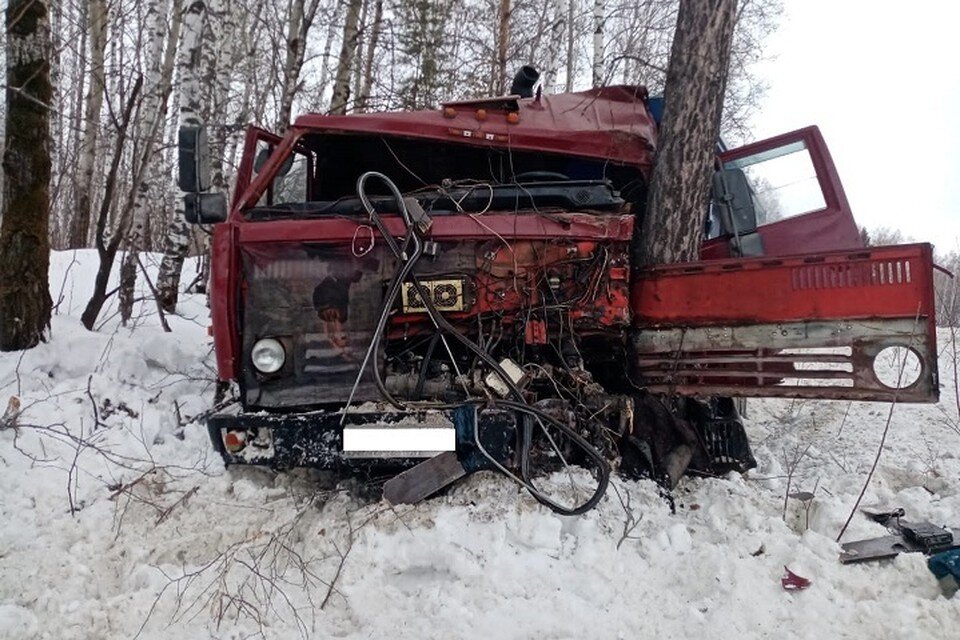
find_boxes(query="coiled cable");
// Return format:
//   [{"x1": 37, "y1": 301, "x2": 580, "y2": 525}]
[{"x1": 350, "y1": 171, "x2": 610, "y2": 515}]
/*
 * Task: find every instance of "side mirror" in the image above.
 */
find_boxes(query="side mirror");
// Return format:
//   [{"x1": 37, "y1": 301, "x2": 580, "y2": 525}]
[
  {"x1": 184, "y1": 192, "x2": 227, "y2": 224},
  {"x1": 178, "y1": 125, "x2": 212, "y2": 192}
]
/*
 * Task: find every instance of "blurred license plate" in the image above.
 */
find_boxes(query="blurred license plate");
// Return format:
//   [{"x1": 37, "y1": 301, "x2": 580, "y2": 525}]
[{"x1": 341, "y1": 425, "x2": 456, "y2": 458}]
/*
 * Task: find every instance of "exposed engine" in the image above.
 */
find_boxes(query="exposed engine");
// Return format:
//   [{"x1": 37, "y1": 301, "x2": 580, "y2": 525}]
[{"x1": 231, "y1": 170, "x2": 757, "y2": 514}]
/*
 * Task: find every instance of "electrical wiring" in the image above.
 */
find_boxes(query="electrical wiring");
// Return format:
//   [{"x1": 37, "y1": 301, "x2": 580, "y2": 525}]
[
  {"x1": 342, "y1": 172, "x2": 421, "y2": 414},
  {"x1": 467, "y1": 399, "x2": 609, "y2": 516},
  {"x1": 350, "y1": 170, "x2": 611, "y2": 515},
  {"x1": 351, "y1": 224, "x2": 375, "y2": 257}
]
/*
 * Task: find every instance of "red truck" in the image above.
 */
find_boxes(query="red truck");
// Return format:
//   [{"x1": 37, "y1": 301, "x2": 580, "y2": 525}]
[{"x1": 180, "y1": 70, "x2": 938, "y2": 513}]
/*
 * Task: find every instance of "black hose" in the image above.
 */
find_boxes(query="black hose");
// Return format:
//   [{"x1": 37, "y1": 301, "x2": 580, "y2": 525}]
[
  {"x1": 353, "y1": 172, "x2": 423, "y2": 409},
  {"x1": 368, "y1": 236, "x2": 423, "y2": 408},
  {"x1": 415, "y1": 332, "x2": 441, "y2": 400},
  {"x1": 472, "y1": 398, "x2": 610, "y2": 515},
  {"x1": 355, "y1": 171, "x2": 611, "y2": 515}
]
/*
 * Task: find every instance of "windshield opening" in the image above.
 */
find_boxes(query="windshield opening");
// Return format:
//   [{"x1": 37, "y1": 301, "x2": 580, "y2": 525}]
[{"x1": 243, "y1": 133, "x2": 645, "y2": 220}]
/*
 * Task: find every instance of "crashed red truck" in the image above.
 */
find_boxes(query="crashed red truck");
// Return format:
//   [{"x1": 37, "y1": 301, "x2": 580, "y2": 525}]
[{"x1": 180, "y1": 72, "x2": 938, "y2": 514}]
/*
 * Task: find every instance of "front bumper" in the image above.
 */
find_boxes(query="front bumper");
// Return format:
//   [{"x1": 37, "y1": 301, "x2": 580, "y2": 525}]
[{"x1": 208, "y1": 405, "x2": 517, "y2": 472}]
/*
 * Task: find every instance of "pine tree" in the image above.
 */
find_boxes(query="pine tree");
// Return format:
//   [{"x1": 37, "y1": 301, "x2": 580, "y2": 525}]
[{"x1": 397, "y1": 0, "x2": 452, "y2": 110}]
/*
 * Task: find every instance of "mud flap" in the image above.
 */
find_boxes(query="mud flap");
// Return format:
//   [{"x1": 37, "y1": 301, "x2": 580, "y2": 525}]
[{"x1": 632, "y1": 244, "x2": 939, "y2": 403}]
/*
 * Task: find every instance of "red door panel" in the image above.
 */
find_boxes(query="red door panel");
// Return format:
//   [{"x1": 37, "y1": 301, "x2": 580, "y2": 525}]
[{"x1": 231, "y1": 126, "x2": 283, "y2": 212}]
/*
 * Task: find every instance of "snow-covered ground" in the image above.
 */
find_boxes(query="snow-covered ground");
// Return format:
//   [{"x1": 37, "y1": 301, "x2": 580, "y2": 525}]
[{"x1": 1, "y1": 251, "x2": 959, "y2": 639}]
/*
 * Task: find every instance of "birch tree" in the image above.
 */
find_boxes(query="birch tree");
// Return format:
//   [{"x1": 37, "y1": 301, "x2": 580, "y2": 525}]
[
  {"x1": 46, "y1": 0, "x2": 90, "y2": 248},
  {"x1": 0, "y1": 0, "x2": 53, "y2": 350},
  {"x1": 67, "y1": 0, "x2": 108, "y2": 249},
  {"x1": 305, "y1": 1, "x2": 342, "y2": 114},
  {"x1": 495, "y1": 0, "x2": 511, "y2": 93},
  {"x1": 540, "y1": 0, "x2": 567, "y2": 93},
  {"x1": 329, "y1": 0, "x2": 363, "y2": 114},
  {"x1": 79, "y1": 76, "x2": 144, "y2": 331},
  {"x1": 592, "y1": 0, "x2": 605, "y2": 87},
  {"x1": 565, "y1": 0, "x2": 576, "y2": 91},
  {"x1": 118, "y1": 0, "x2": 184, "y2": 324},
  {"x1": 278, "y1": 0, "x2": 323, "y2": 129},
  {"x1": 356, "y1": 0, "x2": 384, "y2": 112},
  {"x1": 156, "y1": 0, "x2": 209, "y2": 314}
]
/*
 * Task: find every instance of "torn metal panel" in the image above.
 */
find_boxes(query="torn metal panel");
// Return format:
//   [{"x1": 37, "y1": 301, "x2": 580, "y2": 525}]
[
  {"x1": 633, "y1": 244, "x2": 937, "y2": 325},
  {"x1": 632, "y1": 319, "x2": 937, "y2": 402},
  {"x1": 633, "y1": 244, "x2": 938, "y2": 402}
]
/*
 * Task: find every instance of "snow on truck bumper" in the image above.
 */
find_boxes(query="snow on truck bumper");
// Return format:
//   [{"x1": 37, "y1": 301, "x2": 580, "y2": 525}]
[{"x1": 207, "y1": 406, "x2": 516, "y2": 471}]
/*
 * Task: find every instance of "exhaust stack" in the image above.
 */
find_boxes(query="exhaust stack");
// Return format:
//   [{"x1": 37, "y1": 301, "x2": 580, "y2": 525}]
[{"x1": 510, "y1": 66, "x2": 540, "y2": 98}]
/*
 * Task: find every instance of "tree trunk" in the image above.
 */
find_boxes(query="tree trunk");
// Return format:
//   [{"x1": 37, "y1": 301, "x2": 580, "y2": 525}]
[
  {"x1": 119, "y1": 0, "x2": 182, "y2": 325},
  {"x1": 67, "y1": 0, "x2": 107, "y2": 249},
  {"x1": 541, "y1": 1, "x2": 566, "y2": 94},
  {"x1": 155, "y1": 0, "x2": 208, "y2": 314},
  {"x1": 329, "y1": 0, "x2": 363, "y2": 115},
  {"x1": 277, "y1": 0, "x2": 306, "y2": 129},
  {"x1": 592, "y1": 0, "x2": 605, "y2": 87},
  {"x1": 117, "y1": 0, "x2": 181, "y2": 324},
  {"x1": 637, "y1": 0, "x2": 738, "y2": 267},
  {"x1": 351, "y1": 0, "x2": 367, "y2": 107},
  {"x1": 356, "y1": 0, "x2": 383, "y2": 112},
  {"x1": 496, "y1": 0, "x2": 511, "y2": 94},
  {"x1": 312, "y1": 1, "x2": 341, "y2": 113},
  {"x1": 207, "y1": 0, "x2": 238, "y2": 193},
  {"x1": 48, "y1": 1, "x2": 80, "y2": 250},
  {"x1": 79, "y1": 76, "x2": 143, "y2": 331},
  {"x1": 564, "y1": 0, "x2": 575, "y2": 92},
  {"x1": 0, "y1": 0, "x2": 54, "y2": 350},
  {"x1": 225, "y1": 2, "x2": 261, "y2": 181}
]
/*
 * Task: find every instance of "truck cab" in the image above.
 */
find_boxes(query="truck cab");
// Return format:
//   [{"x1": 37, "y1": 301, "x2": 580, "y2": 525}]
[{"x1": 181, "y1": 79, "x2": 938, "y2": 512}]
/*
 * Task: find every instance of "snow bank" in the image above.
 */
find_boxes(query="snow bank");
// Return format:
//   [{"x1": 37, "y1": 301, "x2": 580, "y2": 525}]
[{"x1": 1, "y1": 250, "x2": 958, "y2": 639}]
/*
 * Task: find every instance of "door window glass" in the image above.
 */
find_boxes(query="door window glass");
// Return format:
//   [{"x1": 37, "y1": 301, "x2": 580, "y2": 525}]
[
  {"x1": 252, "y1": 143, "x2": 311, "y2": 206},
  {"x1": 273, "y1": 152, "x2": 309, "y2": 204},
  {"x1": 723, "y1": 140, "x2": 826, "y2": 224}
]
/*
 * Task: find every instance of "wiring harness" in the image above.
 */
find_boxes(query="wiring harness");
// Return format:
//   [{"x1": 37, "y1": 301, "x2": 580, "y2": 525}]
[{"x1": 344, "y1": 171, "x2": 610, "y2": 515}]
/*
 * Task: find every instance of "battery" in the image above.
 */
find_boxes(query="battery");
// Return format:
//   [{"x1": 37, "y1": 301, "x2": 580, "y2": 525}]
[{"x1": 902, "y1": 522, "x2": 954, "y2": 552}]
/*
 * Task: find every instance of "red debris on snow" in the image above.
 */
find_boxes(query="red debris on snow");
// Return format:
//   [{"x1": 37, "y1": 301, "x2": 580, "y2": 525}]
[{"x1": 781, "y1": 566, "x2": 812, "y2": 591}]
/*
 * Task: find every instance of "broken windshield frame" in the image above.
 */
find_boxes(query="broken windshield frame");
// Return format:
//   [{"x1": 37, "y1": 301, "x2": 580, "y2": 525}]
[{"x1": 235, "y1": 129, "x2": 635, "y2": 221}]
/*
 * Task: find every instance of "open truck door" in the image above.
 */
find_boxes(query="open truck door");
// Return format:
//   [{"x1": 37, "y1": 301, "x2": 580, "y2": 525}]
[{"x1": 702, "y1": 126, "x2": 863, "y2": 259}]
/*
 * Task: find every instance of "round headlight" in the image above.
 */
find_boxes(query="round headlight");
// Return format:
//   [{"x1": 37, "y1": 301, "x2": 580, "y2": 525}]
[{"x1": 251, "y1": 338, "x2": 285, "y2": 373}]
